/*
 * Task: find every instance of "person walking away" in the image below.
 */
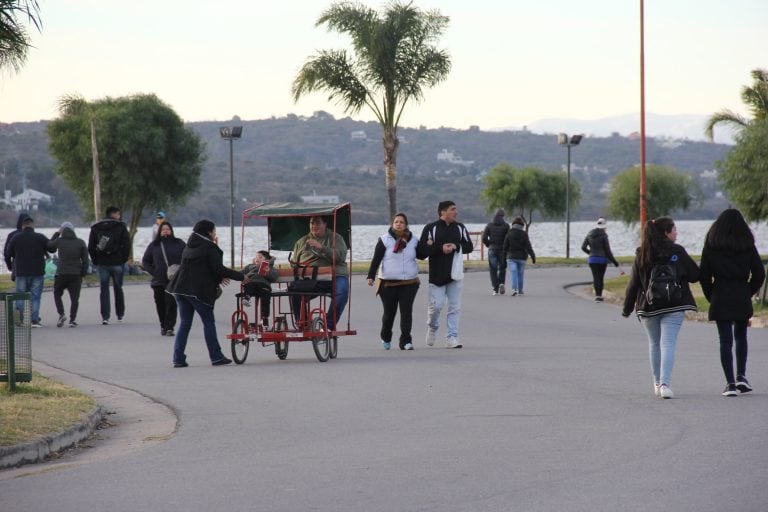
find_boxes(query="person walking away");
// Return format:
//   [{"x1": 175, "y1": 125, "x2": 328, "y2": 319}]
[
  {"x1": 142, "y1": 221, "x2": 185, "y2": 336},
  {"x1": 700, "y1": 209, "x2": 765, "y2": 396},
  {"x1": 167, "y1": 220, "x2": 245, "y2": 367},
  {"x1": 367, "y1": 213, "x2": 422, "y2": 350},
  {"x1": 242, "y1": 250, "x2": 279, "y2": 327},
  {"x1": 8, "y1": 217, "x2": 53, "y2": 327},
  {"x1": 482, "y1": 208, "x2": 510, "y2": 295},
  {"x1": 502, "y1": 216, "x2": 536, "y2": 296},
  {"x1": 3, "y1": 212, "x2": 30, "y2": 276},
  {"x1": 88, "y1": 206, "x2": 131, "y2": 325},
  {"x1": 622, "y1": 217, "x2": 700, "y2": 399},
  {"x1": 581, "y1": 217, "x2": 621, "y2": 302},
  {"x1": 47, "y1": 222, "x2": 89, "y2": 327},
  {"x1": 418, "y1": 200, "x2": 474, "y2": 349}
]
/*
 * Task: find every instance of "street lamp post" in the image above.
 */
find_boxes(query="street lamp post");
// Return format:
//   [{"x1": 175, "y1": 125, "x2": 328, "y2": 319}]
[
  {"x1": 220, "y1": 125, "x2": 243, "y2": 267},
  {"x1": 557, "y1": 133, "x2": 583, "y2": 259}
]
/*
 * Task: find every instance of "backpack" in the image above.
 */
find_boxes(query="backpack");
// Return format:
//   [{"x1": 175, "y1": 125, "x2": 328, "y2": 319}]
[
  {"x1": 645, "y1": 257, "x2": 683, "y2": 308},
  {"x1": 94, "y1": 227, "x2": 118, "y2": 255}
]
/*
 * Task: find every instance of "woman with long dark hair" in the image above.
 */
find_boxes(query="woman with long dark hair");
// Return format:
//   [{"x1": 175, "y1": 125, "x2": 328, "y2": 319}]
[
  {"x1": 700, "y1": 209, "x2": 765, "y2": 396},
  {"x1": 142, "y1": 221, "x2": 185, "y2": 336},
  {"x1": 167, "y1": 220, "x2": 245, "y2": 367},
  {"x1": 622, "y1": 217, "x2": 700, "y2": 399},
  {"x1": 366, "y1": 213, "x2": 422, "y2": 350}
]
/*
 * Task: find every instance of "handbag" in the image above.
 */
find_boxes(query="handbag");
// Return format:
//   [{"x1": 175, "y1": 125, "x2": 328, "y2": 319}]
[
  {"x1": 160, "y1": 242, "x2": 179, "y2": 280},
  {"x1": 451, "y1": 250, "x2": 464, "y2": 280}
]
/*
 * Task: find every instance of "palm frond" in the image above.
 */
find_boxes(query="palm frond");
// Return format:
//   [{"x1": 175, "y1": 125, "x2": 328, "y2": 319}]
[{"x1": 704, "y1": 109, "x2": 747, "y2": 142}]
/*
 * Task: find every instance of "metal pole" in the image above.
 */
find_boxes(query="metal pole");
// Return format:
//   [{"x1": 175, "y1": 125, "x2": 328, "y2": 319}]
[
  {"x1": 229, "y1": 138, "x2": 235, "y2": 267},
  {"x1": 566, "y1": 144, "x2": 571, "y2": 259},
  {"x1": 639, "y1": 0, "x2": 648, "y2": 226}
]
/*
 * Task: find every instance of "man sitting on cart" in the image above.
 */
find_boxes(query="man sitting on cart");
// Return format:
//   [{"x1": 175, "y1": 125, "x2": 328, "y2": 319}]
[{"x1": 290, "y1": 215, "x2": 349, "y2": 331}]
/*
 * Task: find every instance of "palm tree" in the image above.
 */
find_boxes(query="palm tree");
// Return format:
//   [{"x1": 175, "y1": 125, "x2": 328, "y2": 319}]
[
  {"x1": 292, "y1": 1, "x2": 451, "y2": 219},
  {"x1": 0, "y1": 0, "x2": 42, "y2": 73},
  {"x1": 705, "y1": 68, "x2": 768, "y2": 142}
]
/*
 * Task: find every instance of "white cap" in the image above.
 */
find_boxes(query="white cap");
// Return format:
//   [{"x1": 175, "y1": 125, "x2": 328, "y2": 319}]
[{"x1": 596, "y1": 218, "x2": 607, "y2": 229}]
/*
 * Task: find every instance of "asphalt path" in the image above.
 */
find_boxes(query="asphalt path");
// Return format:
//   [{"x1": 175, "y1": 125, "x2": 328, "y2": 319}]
[{"x1": 2, "y1": 266, "x2": 767, "y2": 512}]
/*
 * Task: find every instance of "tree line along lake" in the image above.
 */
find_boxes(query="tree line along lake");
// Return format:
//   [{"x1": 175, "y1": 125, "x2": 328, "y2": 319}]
[{"x1": 3, "y1": 220, "x2": 766, "y2": 274}]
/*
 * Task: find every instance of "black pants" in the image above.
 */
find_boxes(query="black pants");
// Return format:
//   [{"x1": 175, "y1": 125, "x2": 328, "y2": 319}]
[
  {"x1": 244, "y1": 283, "x2": 271, "y2": 320},
  {"x1": 378, "y1": 282, "x2": 419, "y2": 348},
  {"x1": 53, "y1": 274, "x2": 82, "y2": 322},
  {"x1": 152, "y1": 285, "x2": 177, "y2": 331},
  {"x1": 716, "y1": 320, "x2": 749, "y2": 383},
  {"x1": 589, "y1": 263, "x2": 608, "y2": 297}
]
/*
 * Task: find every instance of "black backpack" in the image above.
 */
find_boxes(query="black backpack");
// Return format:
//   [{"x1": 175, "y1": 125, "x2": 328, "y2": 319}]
[
  {"x1": 645, "y1": 258, "x2": 683, "y2": 308},
  {"x1": 94, "y1": 226, "x2": 118, "y2": 255}
]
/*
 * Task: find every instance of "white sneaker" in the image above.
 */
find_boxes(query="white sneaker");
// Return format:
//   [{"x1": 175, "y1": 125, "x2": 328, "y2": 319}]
[
  {"x1": 404, "y1": 343, "x2": 414, "y2": 351},
  {"x1": 446, "y1": 338, "x2": 463, "y2": 349},
  {"x1": 659, "y1": 384, "x2": 674, "y2": 399},
  {"x1": 491, "y1": 289, "x2": 498, "y2": 296},
  {"x1": 653, "y1": 383, "x2": 660, "y2": 397},
  {"x1": 426, "y1": 330, "x2": 436, "y2": 346}
]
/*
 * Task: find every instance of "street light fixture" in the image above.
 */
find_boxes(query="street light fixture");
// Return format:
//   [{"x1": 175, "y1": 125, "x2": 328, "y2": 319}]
[
  {"x1": 220, "y1": 125, "x2": 243, "y2": 266},
  {"x1": 557, "y1": 133, "x2": 583, "y2": 259}
]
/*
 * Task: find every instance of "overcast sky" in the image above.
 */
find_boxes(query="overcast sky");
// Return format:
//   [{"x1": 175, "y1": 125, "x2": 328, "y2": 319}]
[{"x1": 0, "y1": 0, "x2": 765, "y2": 130}]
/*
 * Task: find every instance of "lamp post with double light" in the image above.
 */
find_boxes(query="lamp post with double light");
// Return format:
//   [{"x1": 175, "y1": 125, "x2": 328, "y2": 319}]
[
  {"x1": 557, "y1": 133, "x2": 583, "y2": 259},
  {"x1": 219, "y1": 125, "x2": 243, "y2": 266}
]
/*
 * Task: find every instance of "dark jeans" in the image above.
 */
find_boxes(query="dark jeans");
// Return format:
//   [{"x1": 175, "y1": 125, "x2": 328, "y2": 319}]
[
  {"x1": 589, "y1": 263, "x2": 608, "y2": 297},
  {"x1": 53, "y1": 274, "x2": 82, "y2": 322},
  {"x1": 98, "y1": 264, "x2": 125, "y2": 321},
  {"x1": 173, "y1": 294, "x2": 227, "y2": 365},
  {"x1": 152, "y1": 286, "x2": 177, "y2": 331},
  {"x1": 716, "y1": 320, "x2": 749, "y2": 383},
  {"x1": 244, "y1": 283, "x2": 271, "y2": 320},
  {"x1": 488, "y1": 247, "x2": 506, "y2": 292},
  {"x1": 378, "y1": 282, "x2": 419, "y2": 348}
]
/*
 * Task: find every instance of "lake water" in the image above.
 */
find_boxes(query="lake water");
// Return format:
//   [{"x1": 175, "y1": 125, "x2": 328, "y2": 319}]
[{"x1": 4, "y1": 220, "x2": 767, "y2": 273}]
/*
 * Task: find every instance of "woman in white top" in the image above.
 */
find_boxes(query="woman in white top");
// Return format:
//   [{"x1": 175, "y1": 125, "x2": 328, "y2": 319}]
[{"x1": 366, "y1": 213, "x2": 422, "y2": 350}]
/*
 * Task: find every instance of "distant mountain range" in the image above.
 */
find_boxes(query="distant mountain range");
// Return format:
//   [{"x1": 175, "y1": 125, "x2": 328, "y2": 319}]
[{"x1": 496, "y1": 113, "x2": 736, "y2": 145}]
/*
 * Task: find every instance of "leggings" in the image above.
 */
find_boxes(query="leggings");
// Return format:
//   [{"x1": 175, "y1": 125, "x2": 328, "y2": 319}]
[
  {"x1": 716, "y1": 320, "x2": 749, "y2": 383},
  {"x1": 589, "y1": 263, "x2": 608, "y2": 297}
]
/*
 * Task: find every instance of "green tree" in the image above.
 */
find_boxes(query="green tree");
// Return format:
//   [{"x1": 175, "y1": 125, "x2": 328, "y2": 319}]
[
  {"x1": 481, "y1": 162, "x2": 580, "y2": 229},
  {"x1": 47, "y1": 93, "x2": 205, "y2": 257},
  {"x1": 705, "y1": 68, "x2": 768, "y2": 142},
  {"x1": 0, "y1": 0, "x2": 41, "y2": 72},
  {"x1": 717, "y1": 119, "x2": 768, "y2": 222},
  {"x1": 292, "y1": 1, "x2": 451, "y2": 220},
  {"x1": 608, "y1": 165, "x2": 700, "y2": 225}
]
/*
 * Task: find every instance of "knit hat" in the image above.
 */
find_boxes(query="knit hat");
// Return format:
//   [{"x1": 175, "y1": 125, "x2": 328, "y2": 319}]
[
  {"x1": 495, "y1": 208, "x2": 505, "y2": 218},
  {"x1": 61, "y1": 221, "x2": 74, "y2": 230},
  {"x1": 596, "y1": 218, "x2": 607, "y2": 229}
]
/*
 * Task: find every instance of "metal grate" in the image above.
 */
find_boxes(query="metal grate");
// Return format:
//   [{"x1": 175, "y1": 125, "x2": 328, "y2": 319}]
[{"x1": 0, "y1": 293, "x2": 32, "y2": 384}]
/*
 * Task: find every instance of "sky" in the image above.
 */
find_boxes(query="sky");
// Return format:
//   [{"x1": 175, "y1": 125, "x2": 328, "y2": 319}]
[{"x1": 0, "y1": 0, "x2": 766, "y2": 132}]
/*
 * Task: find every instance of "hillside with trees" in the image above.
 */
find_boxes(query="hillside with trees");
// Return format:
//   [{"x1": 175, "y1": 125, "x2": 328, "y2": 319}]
[{"x1": 0, "y1": 112, "x2": 732, "y2": 227}]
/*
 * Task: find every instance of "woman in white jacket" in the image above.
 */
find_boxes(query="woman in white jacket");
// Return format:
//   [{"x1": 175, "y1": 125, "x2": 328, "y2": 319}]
[{"x1": 366, "y1": 213, "x2": 423, "y2": 350}]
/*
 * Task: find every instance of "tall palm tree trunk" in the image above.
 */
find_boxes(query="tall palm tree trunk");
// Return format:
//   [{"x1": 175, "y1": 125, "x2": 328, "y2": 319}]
[{"x1": 383, "y1": 130, "x2": 399, "y2": 220}]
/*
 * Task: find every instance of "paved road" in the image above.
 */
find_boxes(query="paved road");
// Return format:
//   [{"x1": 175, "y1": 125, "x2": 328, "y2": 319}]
[{"x1": 2, "y1": 267, "x2": 767, "y2": 512}]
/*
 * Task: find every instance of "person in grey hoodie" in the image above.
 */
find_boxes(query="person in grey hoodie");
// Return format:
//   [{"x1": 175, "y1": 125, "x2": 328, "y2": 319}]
[{"x1": 48, "y1": 222, "x2": 89, "y2": 327}]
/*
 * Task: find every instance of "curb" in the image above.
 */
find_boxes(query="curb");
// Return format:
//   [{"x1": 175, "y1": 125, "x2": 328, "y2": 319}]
[{"x1": 0, "y1": 405, "x2": 105, "y2": 470}]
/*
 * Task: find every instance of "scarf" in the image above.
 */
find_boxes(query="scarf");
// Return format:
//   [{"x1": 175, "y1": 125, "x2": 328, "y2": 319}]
[{"x1": 389, "y1": 227, "x2": 410, "y2": 253}]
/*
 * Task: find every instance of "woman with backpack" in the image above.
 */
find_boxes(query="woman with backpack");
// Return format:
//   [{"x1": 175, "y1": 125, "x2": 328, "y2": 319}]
[
  {"x1": 700, "y1": 209, "x2": 765, "y2": 397},
  {"x1": 621, "y1": 217, "x2": 700, "y2": 399}
]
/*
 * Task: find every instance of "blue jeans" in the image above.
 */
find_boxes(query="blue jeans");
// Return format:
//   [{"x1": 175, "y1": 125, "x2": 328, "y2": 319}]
[
  {"x1": 488, "y1": 247, "x2": 506, "y2": 292},
  {"x1": 173, "y1": 294, "x2": 227, "y2": 365},
  {"x1": 427, "y1": 280, "x2": 463, "y2": 341},
  {"x1": 97, "y1": 264, "x2": 125, "y2": 321},
  {"x1": 290, "y1": 276, "x2": 349, "y2": 331},
  {"x1": 507, "y1": 259, "x2": 527, "y2": 293},
  {"x1": 15, "y1": 275, "x2": 44, "y2": 323},
  {"x1": 641, "y1": 311, "x2": 685, "y2": 386}
]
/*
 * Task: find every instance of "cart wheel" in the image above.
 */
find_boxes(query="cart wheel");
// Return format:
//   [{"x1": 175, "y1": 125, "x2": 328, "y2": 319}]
[
  {"x1": 329, "y1": 336, "x2": 338, "y2": 359},
  {"x1": 275, "y1": 341, "x2": 289, "y2": 360},
  {"x1": 311, "y1": 317, "x2": 330, "y2": 362},
  {"x1": 231, "y1": 319, "x2": 250, "y2": 364}
]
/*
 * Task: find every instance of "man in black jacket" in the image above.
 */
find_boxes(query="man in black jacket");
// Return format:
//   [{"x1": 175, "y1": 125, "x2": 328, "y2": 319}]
[
  {"x1": 8, "y1": 217, "x2": 53, "y2": 327},
  {"x1": 482, "y1": 208, "x2": 509, "y2": 295},
  {"x1": 88, "y1": 206, "x2": 131, "y2": 325},
  {"x1": 418, "y1": 200, "x2": 474, "y2": 349}
]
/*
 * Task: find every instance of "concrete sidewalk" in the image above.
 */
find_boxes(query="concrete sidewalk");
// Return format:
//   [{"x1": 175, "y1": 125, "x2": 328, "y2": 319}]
[{"x1": 2, "y1": 267, "x2": 767, "y2": 512}]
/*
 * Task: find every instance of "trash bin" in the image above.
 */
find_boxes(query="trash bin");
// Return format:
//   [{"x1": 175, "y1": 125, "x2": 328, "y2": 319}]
[{"x1": 0, "y1": 292, "x2": 32, "y2": 391}]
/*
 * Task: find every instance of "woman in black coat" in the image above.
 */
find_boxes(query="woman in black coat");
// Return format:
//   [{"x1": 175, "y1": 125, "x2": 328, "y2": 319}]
[
  {"x1": 700, "y1": 209, "x2": 766, "y2": 396},
  {"x1": 167, "y1": 220, "x2": 245, "y2": 367},
  {"x1": 142, "y1": 221, "x2": 185, "y2": 336}
]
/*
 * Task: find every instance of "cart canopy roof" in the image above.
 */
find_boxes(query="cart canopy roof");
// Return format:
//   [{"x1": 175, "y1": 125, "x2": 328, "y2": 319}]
[{"x1": 242, "y1": 202, "x2": 351, "y2": 251}]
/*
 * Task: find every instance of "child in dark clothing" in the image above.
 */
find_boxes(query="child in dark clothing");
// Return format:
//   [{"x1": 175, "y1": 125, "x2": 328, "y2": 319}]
[{"x1": 242, "y1": 250, "x2": 278, "y2": 326}]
